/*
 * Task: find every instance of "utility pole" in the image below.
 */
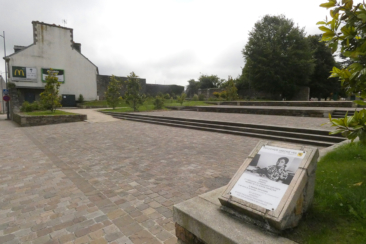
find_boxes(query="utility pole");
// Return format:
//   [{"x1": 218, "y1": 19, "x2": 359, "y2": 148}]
[
  {"x1": 0, "y1": 73, "x2": 4, "y2": 113},
  {"x1": 0, "y1": 31, "x2": 9, "y2": 119}
]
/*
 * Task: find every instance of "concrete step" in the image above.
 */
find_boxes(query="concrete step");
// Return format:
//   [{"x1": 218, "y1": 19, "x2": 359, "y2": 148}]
[
  {"x1": 104, "y1": 112, "x2": 342, "y2": 147},
  {"x1": 104, "y1": 112, "x2": 342, "y2": 137},
  {"x1": 110, "y1": 113, "x2": 343, "y2": 144},
  {"x1": 332, "y1": 110, "x2": 355, "y2": 118},
  {"x1": 206, "y1": 101, "x2": 358, "y2": 107}
]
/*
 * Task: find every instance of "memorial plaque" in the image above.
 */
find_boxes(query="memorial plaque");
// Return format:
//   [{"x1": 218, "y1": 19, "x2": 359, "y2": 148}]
[{"x1": 219, "y1": 140, "x2": 319, "y2": 231}]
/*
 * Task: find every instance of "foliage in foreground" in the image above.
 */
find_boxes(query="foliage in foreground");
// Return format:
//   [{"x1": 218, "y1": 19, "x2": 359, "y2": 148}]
[
  {"x1": 40, "y1": 69, "x2": 62, "y2": 112},
  {"x1": 318, "y1": 0, "x2": 366, "y2": 143},
  {"x1": 328, "y1": 109, "x2": 366, "y2": 144},
  {"x1": 318, "y1": 0, "x2": 366, "y2": 101},
  {"x1": 283, "y1": 142, "x2": 366, "y2": 243}
]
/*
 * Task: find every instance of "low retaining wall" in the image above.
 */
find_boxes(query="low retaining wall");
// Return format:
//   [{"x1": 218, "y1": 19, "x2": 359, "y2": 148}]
[
  {"x1": 13, "y1": 113, "x2": 87, "y2": 127},
  {"x1": 217, "y1": 101, "x2": 357, "y2": 107},
  {"x1": 190, "y1": 106, "x2": 330, "y2": 117}
]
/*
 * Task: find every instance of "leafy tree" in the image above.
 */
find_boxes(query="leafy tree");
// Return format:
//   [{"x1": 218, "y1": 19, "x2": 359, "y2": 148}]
[
  {"x1": 177, "y1": 92, "x2": 187, "y2": 106},
  {"x1": 318, "y1": 0, "x2": 366, "y2": 144},
  {"x1": 105, "y1": 75, "x2": 122, "y2": 109},
  {"x1": 186, "y1": 79, "x2": 200, "y2": 97},
  {"x1": 242, "y1": 15, "x2": 314, "y2": 99},
  {"x1": 307, "y1": 34, "x2": 342, "y2": 99},
  {"x1": 125, "y1": 72, "x2": 144, "y2": 112},
  {"x1": 40, "y1": 69, "x2": 62, "y2": 112},
  {"x1": 198, "y1": 74, "x2": 222, "y2": 89}
]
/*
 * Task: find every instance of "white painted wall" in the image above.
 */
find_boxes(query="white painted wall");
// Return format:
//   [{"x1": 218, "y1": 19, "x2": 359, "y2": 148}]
[{"x1": 7, "y1": 22, "x2": 98, "y2": 101}]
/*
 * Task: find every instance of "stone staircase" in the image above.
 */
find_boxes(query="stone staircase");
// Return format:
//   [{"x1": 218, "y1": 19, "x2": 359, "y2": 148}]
[
  {"x1": 331, "y1": 110, "x2": 356, "y2": 118},
  {"x1": 103, "y1": 112, "x2": 344, "y2": 147}
]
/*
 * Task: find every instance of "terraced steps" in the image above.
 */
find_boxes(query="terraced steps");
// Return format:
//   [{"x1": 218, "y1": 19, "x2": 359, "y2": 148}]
[
  {"x1": 103, "y1": 112, "x2": 344, "y2": 147},
  {"x1": 332, "y1": 110, "x2": 356, "y2": 118}
]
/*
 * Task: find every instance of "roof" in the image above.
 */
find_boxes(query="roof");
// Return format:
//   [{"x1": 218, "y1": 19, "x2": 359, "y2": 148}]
[{"x1": 4, "y1": 21, "x2": 99, "y2": 71}]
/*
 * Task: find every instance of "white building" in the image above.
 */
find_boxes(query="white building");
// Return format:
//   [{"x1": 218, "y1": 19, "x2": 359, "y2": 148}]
[{"x1": 4, "y1": 21, "x2": 98, "y2": 106}]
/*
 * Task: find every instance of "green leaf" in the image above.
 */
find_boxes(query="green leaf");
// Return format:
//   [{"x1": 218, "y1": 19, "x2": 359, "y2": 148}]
[
  {"x1": 319, "y1": 26, "x2": 333, "y2": 32},
  {"x1": 345, "y1": 116, "x2": 355, "y2": 127},
  {"x1": 323, "y1": 32, "x2": 336, "y2": 38},
  {"x1": 320, "y1": 2, "x2": 336, "y2": 8},
  {"x1": 316, "y1": 21, "x2": 327, "y2": 25},
  {"x1": 353, "y1": 100, "x2": 366, "y2": 106},
  {"x1": 357, "y1": 13, "x2": 366, "y2": 22},
  {"x1": 329, "y1": 129, "x2": 345, "y2": 135}
]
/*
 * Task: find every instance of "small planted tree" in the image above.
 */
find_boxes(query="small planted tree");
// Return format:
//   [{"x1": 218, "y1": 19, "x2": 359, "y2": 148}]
[
  {"x1": 105, "y1": 75, "x2": 123, "y2": 109},
  {"x1": 177, "y1": 93, "x2": 187, "y2": 106},
  {"x1": 125, "y1": 72, "x2": 144, "y2": 112},
  {"x1": 40, "y1": 69, "x2": 62, "y2": 112},
  {"x1": 222, "y1": 77, "x2": 238, "y2": 101},
  {"x1": 153, "y1": 95, "x2": 165, "y2": 109}
]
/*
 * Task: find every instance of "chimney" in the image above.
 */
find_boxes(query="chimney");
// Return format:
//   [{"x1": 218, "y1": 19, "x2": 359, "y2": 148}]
[
  {"x1": 14, "y1": 45, "x2": 26, "y2": 53},
  {"x1": 72, "y1": 42, "x2": 81, "y2": 53}
]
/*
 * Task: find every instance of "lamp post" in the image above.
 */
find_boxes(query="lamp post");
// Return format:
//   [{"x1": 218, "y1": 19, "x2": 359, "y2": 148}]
[
  {"x1": 0, "y1": 31, "x2": 9, "y2": 119},
  {"x1": 0, "y1": 73, "x2": 4, "y2": 113}
]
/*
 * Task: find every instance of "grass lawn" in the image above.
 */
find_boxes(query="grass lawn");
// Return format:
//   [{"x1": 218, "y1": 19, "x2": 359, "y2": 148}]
[
  {"x1": 101, "y1": 99, "x2": 212, "y2": 112},
  {"x1": 283, "y1": 142, "x2": 366, "y2": 243},
  {"x1": 24, "y1": 110, "x2": 77, "y2": 116},
  {"x1": 83, "y1": 100, "x2": 125, "y2": 107}
]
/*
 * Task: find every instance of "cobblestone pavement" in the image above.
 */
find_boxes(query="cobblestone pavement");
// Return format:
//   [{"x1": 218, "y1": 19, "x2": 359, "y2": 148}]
[
  {"x1": 0, "y1": 117, "x2": 264, "y2": 244},
  {"x1": 137, "y1": 110, "x2": 333, "y2": 130}
]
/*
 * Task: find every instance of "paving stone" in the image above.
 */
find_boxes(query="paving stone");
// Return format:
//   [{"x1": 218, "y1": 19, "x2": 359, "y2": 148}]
[
  {"x1": 105, "y1": 232, "x2": 123, "y2": 242},
  {"x1": 0, "y1": 112, "x2": 323, "y2": 244}
]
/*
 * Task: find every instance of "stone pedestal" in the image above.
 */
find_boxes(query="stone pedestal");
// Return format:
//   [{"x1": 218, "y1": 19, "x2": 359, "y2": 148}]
[{"x1": 173, "y1": 187, "x2": 295, "y2": 244}]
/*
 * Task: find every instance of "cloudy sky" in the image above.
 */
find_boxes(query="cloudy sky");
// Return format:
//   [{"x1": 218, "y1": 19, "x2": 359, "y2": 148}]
[{"x1": 0, "y1": 0, "x2": 340, "y2": 87}]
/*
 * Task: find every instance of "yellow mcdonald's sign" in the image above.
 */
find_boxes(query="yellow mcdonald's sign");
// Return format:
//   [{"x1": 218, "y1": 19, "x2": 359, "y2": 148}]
[
  {"x1": 12, "y1": 66, "x2": 26, "y2": 78},
  {"x1": 14, "y1": 69, "x2": 25, "y2": 76}
]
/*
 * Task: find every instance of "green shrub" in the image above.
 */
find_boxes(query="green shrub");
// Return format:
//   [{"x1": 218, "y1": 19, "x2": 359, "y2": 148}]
[
  {"x1": 192, "y1": 94, "x2": 199, "y2": 101},
  {"x1": 213, "y1": 92, "x2": 220, "y2": 98},
  {"x1": 78, "y1": 94, "x2": 84, "y2": 103},
  {"x1": 220, "y1": 91, "x2": 227, "y2": 99},
  {"x1": 198, "y1": 94, "x2": 205, "y2": 101},
  {"x1": 21, "y1": 101, "x2": 31, "y2": 112},
  {"x1": 154, "y1": 96, "x2": 165, "y2": 109},
  {"x1": 177, "y1": 93, "x2": 187, "y2": 106},
  {"x1": 21, "y1": 101, "x2": 42, "y2": 112},
  {"x1": 164, "y1": 93, "x2": 170, "y2": 99}
]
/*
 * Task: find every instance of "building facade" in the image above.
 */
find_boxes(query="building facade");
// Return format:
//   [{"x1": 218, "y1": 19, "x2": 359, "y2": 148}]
[{"x1": 4, "y1": 21, "x2": 99, "y2": 107}]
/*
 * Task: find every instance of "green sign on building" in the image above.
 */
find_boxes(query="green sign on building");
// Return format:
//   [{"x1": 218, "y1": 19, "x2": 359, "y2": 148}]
[{"x1": 41, "y1": 68, "x2": 65, "y2": 83}]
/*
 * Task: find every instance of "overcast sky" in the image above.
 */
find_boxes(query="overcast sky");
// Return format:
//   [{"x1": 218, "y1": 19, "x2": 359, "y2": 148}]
[{"x1": 0, "y1": 0, "x2": 347, "y2": 87}]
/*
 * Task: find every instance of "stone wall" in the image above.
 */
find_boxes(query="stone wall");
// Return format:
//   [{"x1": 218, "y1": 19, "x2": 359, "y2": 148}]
[
  {"x1": 238, "y1": 87, "x2": 310, "y2": 101},
  {"x1": 9, "y1": 83, "x2": 22, "y2": 118},
  {"x1": 197, "y1": 88, "x2": 224, "y2": 99},
  {"x1": 145, "y1": 84, "x2": 184, "y2": 97},
  {"x1": 97, "y1": 75, "x2": 147, "y2": 100},
  {"x1": 13, "y1": 113, "x2": 87, "y2": 127}
]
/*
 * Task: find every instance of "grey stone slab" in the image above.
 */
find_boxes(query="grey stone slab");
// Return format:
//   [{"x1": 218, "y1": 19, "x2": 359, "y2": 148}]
[{"x1": 174, "y1": 187, "x2": 295, "y2": 244}]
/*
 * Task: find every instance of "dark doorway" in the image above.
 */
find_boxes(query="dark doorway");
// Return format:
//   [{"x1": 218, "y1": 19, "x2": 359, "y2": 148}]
[
  {"x1": 24, "y1": 92, "x2": 36, "y2": 103},
  {"x1": 61, "y1": 94, "x2": 76, "y2": 107}
]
